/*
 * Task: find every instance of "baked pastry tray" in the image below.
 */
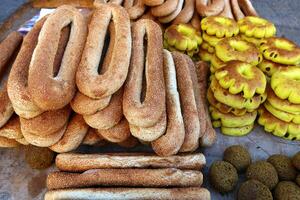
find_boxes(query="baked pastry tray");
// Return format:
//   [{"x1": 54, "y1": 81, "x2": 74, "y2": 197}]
[{"x1": 0, "y1": 1, "x2": 299, "y2": 200}]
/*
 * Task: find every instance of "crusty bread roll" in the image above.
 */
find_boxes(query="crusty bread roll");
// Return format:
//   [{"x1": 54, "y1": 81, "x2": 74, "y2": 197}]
[
  {"x1": 0, "y1": 31, "x2": 23, "y2": 128},
  {"x1": 195, "y1": 61, "x2": 217, "y2": 147},
  {"x1": 20, "y1": 106, "x2": 71, "y2": 136},
  {"x1": 47, "y1": 168, "x2": 203, "y2": 189},
  {"x1": 123, "y1": 19, "x2": 165, "y2": 128},
  {"x1": 50, "y1": 114, "x2": 89, "y2": 153},
  {"x1": 82, "y1": 128, "x2": 104, "y2": 145},
  {"x1": 0, "y1": 115, "x2": 22, "y2": 140},
  {"x1": 172, "y1": 52, "x2": 200, "y2": 152},
  {"x1": 28, "y1": 5, "x2": 87, "y2": 110},
  {"x1": 151, "y1": 50, "x2": 185, "y2": 156},
  {"x1": 83, "y1": 88, "x2": 123, "y2": 130},
  {"x1": 55, "y1": 153, "x2": 206, "y2": 172},
  {"x1": 0, "y1": 136, "x2": 19, "y2": 148},
  {"x1": 76, "y1": 4, "x2": 131, "y2": 99},
  {"x1": 96, "y1": 117, "x2": 131, "y2": 143},
  {"x1": 45, "y1": 187, "x2": 211, "y2": 200}
]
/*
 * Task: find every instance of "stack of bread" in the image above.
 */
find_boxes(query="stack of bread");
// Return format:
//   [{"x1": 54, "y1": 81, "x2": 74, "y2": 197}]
[
  {"x1": 254, "y1": 27, "x2": 300, "y2": 141},
  {"x1": 0, "y1": 3, "x2": 218, "y2": 155},
  {"x1": 44, "y1": 153, "x2": 210, "y2": 200},
  {"x1": 0, "y1": 32, "x2": 23, "y2": 147}
]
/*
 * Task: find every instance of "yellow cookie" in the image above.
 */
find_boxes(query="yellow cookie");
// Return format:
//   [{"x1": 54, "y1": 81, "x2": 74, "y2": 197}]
[
  {"x1": 201, "y1": 16, "x2": 239, "y2": 38},
  {"x1": 271, "y1": 66, "x2": 300, "y2": 104},
  {"x1": 215, "y1": 61, "x2": 267, "y2": 99},
  {"x1": 164, "y1": 24, "x2": 202, "y2": 53},
  {"x1": 207, "y1": 88, "x2": 248, "y2": 116},
  {"x1": 238, "y1": 16, "x2": 276, "y2": 38},
  {"x1": 267, "y1": 86, "x2": 300, "y2": 113},
  {"x1": 210, "y1": 77, "x2": 267, "y2": 110},
  {"x1": 258, "y1": 106, "x2": 300, "y2": 141},
  {"x1": 264, "y1": 101, "x2": 300, "y2": 124},
  {"x1": 260, "y1": 37, "x2": 300, "y2": 65},
  {"x1": 212, "y1": 121, "x2": 254, "y2": 136},
  {"x1": 215, "y1": 36, "x2": 263, "y2": 65},
  {"x1": 210, "y1": 106, "x2": 257, "y2": 127}
]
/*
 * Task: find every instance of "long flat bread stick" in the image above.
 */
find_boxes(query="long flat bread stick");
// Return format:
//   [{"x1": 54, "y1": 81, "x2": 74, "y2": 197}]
[
  {"x1": 56, "y1": 153, "x2": 206, "y2": 172},
  {"x1": 44, "y1": 187, "x2": 211, "y2": 200},
  {"x1": 47, "y1": 168, "x2": 203, "y2": 190}
]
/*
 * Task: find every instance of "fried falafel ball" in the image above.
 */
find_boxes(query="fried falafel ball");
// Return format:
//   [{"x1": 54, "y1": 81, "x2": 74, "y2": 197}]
[
  {"x1": 223, "y1": 145, "x2": 251, "y2": 172},
  {"x1": 267, "y1": 154, "x2": 297, "y2": 181},
  {"x1": 246, "y1": 161, "x2": 279, "y2": 190},
  {"x1": 237, "y1": 179, "x2": 273, "y2": 200},
  {"x1": 274, "y1": 181, "x2": 300, "y2": 200},
  {"x1": 25, "y1": 145, "x2": 55, "y2": 169},
  {"x1": 209, "y1": 161, "x2": 238, "y2": 193},
  {"x1": 292, "y1": 151, "x2": 300, "y2": 170}
]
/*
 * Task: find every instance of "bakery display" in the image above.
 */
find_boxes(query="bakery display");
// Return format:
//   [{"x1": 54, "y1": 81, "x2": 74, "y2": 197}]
[{"x1": 1, "y1": 0, "x2": 300, "y2": 199}]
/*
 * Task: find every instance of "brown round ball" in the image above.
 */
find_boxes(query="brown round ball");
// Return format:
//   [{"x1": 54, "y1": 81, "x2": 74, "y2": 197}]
[
  {"x1": 223, "y1": 145, "x2": 251, "y2": 172},
  {"x1": 25, "y1": 145, "x2": 55, "y2": 169},
  {"x1": 274, "y1": 181, "x2": 300, "y2": 200},
  {"x1": 237, "y1": 180, "x2": 273, "y2": 200},
  {"x1": 296, "y1": 175, "x2": 300, "y2": 187},
  {"x1": 267, "y1": 154, "x2": 297, "y2": 181},
  {"x1": 246, "y1": 161, "x2": 279, "y2": 190},
  {"x1": 209, "y1": 161, "x2": 238, "y2": 193},
  {"x1": 292, "y1": 151, "x2": 300, "y2": 170}
]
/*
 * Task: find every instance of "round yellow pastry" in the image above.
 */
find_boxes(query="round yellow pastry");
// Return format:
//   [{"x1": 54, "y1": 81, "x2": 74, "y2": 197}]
[
  {"x1": 215, "y1": 36, "x2": 263, "y2": 65},
  {"x1": 164, "y1": 24, "x2": 202, "y2": 55},
  {"x1": 271, "y1": 66, "x2": 300, "y2": 104},
  {"x1": 199, "y1": 48, "x2": 213, "y2": 62},
  {"x1": 220, "y1": 123, "x2": 254, "y2": 136},
  {"x1": 264, "y1": 101, "x2": 300, "y2": 124},
  {"x1": 257, "y1": 59, "x2": 286, "y2": 77},
  {"x1": 258, "y1": 106, "x2": 300, "y2": 141},
  {"x1": 260, "y1": 37, "x2": 300, "y2": 65},
  {"x1": 207, "y1": 88, "x2": 248, "y2": 116},
  {"x1": 240, "y1": 34, "x2": 264, "y2": 47},
  {"x1": 202, "y1": 32, "x2": 223, "y2": 47},
  {"x1": 238, "y1": 16, "x2": 276, "y2": 38},
  {"x1": 201, "y1": 41, "x2": 215, "y2": 53},
  {"x1": 215, "y1": 61, "x2": 267, "y2": 99},
  {"x1": 210, "y1": 54, "x2": 226, "y2": 72},
  {"x1": 210, "y1": 77, "x2": 266, "y2": 110},
  {"x1": 212, "y1": 120, "x2": 254, "y2": 136},
  {"x1": 267, "y1": 86, "x2": 300, "y2": 113},
  {"x1": 210, "y1": 106, "x2": 257, "y2": 127},
  {"x1": 201, "y1": 16, "x2": 239, "y2": 38}
]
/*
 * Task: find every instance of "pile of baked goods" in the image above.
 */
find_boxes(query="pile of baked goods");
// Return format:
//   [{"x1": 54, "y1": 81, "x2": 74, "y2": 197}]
[
  {"x1": 209, "y1": 145, "x2": 300, "y2": 200},
  {"x1": 0, "y1": 3, "x2": 218, "y2": 155},
  {"x1": 44, "y1": 153, "x2": 210, "y2": 199}
]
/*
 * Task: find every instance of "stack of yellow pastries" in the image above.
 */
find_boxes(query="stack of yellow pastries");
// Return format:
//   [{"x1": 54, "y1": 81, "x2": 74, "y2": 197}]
[
  {"x1": 258, "y1": 43, "x2": 300, "y2": 140},
  {"x1": 199, "y1": 16, "x2": 239, "y2": 63},
  {"x1": 163, "y1": 23, "x2": 202, "y2": 57},
  {"x1": 202, "y1": 16, "x2": 269, "y2": 136}
]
